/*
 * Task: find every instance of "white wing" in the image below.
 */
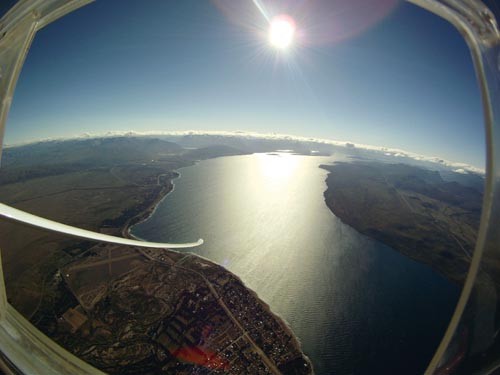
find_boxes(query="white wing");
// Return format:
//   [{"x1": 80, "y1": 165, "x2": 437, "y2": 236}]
[{"x1": 0, "y1": 203, "x2": 203, "y2": 249}]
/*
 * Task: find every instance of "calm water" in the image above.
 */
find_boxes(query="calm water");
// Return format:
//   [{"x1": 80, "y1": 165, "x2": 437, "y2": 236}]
[{"x1": 132, "y1": 153, "x2": 460, "y2": 374}]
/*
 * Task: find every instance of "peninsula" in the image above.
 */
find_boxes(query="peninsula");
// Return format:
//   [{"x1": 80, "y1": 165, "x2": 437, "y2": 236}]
[{"x1": 321, "y1": 162, "x2": 483, "y2": 284}]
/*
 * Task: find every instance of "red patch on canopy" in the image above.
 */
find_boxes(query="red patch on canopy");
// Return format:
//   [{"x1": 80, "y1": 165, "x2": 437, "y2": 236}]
[{"x1": 171, "y1": 346, "x2": 229, "y2": 370}]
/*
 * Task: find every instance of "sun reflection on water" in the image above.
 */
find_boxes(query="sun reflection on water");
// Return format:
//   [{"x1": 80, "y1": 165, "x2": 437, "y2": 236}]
[{"x1": 256, "y1": 152, "x2": 299, "y2": 181}]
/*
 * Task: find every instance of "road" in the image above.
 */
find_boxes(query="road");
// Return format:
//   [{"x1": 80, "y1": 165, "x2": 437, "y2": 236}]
[
  {"x1": 67, "y1": 253, "x2": 140, "y2": 271},
  {"x1": 137, "y1": 248, "x2": 282, "y2": 375}
]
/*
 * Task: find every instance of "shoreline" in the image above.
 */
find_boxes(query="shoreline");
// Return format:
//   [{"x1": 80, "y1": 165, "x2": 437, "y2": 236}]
[
  {"x1": 320, "y1": 163, "x2": 475, "y2": 285},
  {"x1": 121, "y1": 167, "x2": 189, "y2": 240},
  {"x1": 322, "y1": 182, "x2": 464, "y2": 285},
  {"x1": 175, "y1": 252, "x2": 315, "y2": 373},
  {"x1": 118, "y1": 161, "x2": 314, "y2": 373}
]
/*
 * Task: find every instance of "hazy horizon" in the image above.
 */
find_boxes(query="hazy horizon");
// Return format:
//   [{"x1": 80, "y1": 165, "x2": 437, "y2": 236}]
[{"x1": 1, "y1": 129, "x2": 484, "y2": 175}]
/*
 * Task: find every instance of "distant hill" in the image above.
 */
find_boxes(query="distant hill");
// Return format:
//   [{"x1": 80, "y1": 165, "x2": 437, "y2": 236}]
[
  {"x1": 1, "y1": 137, "x2": 183, "y2": 168},
  {"x1": 439, "y1": 169, "x2": 484, "y2": 193},
  {"x1": 181, "y1": 145, "x2": 246, "y2": 160},
  {"x1": 161, "y1": 133, "x2": 335, "y2": 155},
  {"x1": 0, "y1": 137, "x2": 184, "y2": 185}
]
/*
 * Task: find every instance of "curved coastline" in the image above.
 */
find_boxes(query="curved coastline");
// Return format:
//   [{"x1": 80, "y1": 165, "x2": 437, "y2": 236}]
[
  {"x1": 179, "y1": 251, "x2": 315, "y2": 373},
  {"x1": 115, "y1": 155, "x2": 462, "y2": 374},
  {"x1": 120, "y1": 158, "x2": 315, "y2": 373},
  {"x1": 320, "y1": 162, "x2": 478, "y2": 285},
  {"x1": 122, "y1": 166, "x2": 190, "y2": 240}
]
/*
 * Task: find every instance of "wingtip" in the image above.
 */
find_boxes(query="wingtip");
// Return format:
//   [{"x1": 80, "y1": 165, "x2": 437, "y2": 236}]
[{"x1": 0, "y1": 203, "x2": 205, "y2": 250}]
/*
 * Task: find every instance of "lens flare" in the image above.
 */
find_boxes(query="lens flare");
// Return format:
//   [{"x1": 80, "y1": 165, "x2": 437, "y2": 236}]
[
  {"x1": 212, "y1": 0, "x2": 399, "y2": 47},
  {"x1": 268, "y1": 15, "x2": 296, "y2": 50}
]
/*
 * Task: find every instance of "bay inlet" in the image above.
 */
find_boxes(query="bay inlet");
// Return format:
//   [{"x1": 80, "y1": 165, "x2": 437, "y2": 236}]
[{"x1": 131, "y1": 153, "x2": 460, "y2": 374}]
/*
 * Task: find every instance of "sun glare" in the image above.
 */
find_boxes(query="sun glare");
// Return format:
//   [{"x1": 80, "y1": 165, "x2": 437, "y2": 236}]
[
  {"x1": 258, "y1": 152, "x2": 298, "y2": 181},
  {"x1": 268, "y1": 15, "x2": 296, "y2": 50}
]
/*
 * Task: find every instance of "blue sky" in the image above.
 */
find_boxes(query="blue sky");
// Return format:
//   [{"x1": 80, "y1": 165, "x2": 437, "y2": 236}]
[{"x1": 4, "y1": 0, "x2": 485, "y2": 168}]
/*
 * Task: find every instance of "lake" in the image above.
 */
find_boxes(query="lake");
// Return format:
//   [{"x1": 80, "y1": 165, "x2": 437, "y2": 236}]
[{"x1": 132, "y1": 153, "x2": 460, "y2": 374}]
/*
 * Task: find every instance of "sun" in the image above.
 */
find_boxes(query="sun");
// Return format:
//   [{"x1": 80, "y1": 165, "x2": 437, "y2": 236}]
[{"x1": 268, "y1": 15, "x2": 296, "y2": 50}]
